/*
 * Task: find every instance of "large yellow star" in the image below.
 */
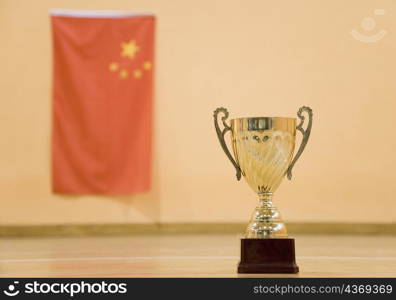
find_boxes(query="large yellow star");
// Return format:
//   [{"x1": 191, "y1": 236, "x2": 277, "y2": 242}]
[{"x1": 120, "y1": 40, "x2": 139, "y2": 59}]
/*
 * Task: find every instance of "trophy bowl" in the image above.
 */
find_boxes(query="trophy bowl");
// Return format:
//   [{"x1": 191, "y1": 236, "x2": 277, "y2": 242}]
[{"x1": 214, "y1": 106, "x2": 313, "y2": 273}]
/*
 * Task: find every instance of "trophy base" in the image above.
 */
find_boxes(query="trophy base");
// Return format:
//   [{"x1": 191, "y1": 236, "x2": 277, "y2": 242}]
[{"x1": 238, "y1": 238, "x2": 299, "y2": 274}]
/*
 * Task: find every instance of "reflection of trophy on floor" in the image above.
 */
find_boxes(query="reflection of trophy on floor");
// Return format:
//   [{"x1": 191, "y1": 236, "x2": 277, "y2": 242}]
[{"x1": 214, "y1": 106, "x2": 313, "y2": 273}]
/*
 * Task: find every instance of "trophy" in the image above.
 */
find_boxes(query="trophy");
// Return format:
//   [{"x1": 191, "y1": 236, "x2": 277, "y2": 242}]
[{"x1": 214, "y1": 106, "x2": 313, "y2": 273}]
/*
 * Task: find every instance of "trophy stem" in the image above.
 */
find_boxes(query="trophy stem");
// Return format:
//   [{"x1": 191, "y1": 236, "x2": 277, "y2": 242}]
[
  {"x1": 258, "y1": 192, "x2": 274, "y2": 208},
  {"x1": 246, "y1": 192, "x2": 288, "y2": 238}
]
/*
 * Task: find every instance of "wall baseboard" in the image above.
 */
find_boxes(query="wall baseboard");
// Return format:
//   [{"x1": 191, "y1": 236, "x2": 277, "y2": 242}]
[{"x1": 0, "y1": 222, "x2": 395, "y2": 237}]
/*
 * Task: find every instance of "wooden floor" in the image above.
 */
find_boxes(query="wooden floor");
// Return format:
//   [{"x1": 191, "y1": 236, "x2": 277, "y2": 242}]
[{"x1": 0, "y1": 234, "x2": 395, "y2": 277}]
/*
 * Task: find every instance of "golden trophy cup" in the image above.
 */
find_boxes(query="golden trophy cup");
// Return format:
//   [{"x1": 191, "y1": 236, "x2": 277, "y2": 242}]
[{"x1": 214, "y1": 106, "x2": 313, "y2": 273}]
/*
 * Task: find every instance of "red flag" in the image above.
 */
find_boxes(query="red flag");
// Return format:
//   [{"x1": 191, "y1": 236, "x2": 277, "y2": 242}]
[{"x1": 51, "y1": 11, "x2": 154, "y2": 194}]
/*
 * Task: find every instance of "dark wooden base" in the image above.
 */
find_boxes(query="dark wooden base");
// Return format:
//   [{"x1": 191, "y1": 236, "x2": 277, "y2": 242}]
[{"x1": 238, "y1": 238, "x2": 299, "y2": 274}]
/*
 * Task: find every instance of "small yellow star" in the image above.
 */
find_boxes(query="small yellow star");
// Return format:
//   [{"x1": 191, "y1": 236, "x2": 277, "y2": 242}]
[
  {"x1": 120, "y1": 40, "x2": 139, "y2": 59},
  {"x1": 109, "y1": 62, "x2": 119, "y2": 72},
  {"x1": 134, "y1": 69, "x2": 142, "y2": 79},
  {"x1": 119, "y1": 69, "x2": 129, "y2": 79},
  {"x1": 143, "y1": 61, "x2": 152, "y2": 70}
]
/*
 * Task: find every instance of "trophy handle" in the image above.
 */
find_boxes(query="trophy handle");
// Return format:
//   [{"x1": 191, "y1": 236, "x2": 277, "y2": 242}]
[
  {"x1": 286, "y1": 106, "x2": 313, "y2": 180},
  {"x1": 214, "y1": 107, "x2": 242, "y2": 180}
]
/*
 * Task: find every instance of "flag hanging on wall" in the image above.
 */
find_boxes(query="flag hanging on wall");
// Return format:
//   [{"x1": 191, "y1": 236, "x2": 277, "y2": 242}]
[{"x1": 51, "y1": 10, "x2": 154, "y2": 194}]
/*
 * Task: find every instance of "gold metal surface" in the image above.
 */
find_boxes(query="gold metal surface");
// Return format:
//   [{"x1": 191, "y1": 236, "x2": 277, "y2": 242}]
[
  {"x1": 230, "y1": 117, "x2": 296, "y2": 194},
  {"x1": 231, "y1": 117, "x2": 295, "y2": 238},
  {"x1": 214, "y1": 107, "x2": 313, "y2": 239}
]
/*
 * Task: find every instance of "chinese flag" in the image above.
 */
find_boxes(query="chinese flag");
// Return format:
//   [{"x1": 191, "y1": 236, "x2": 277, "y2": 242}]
[{"x1": 51, "y1": 11, "x2": 154, "y2": 194}]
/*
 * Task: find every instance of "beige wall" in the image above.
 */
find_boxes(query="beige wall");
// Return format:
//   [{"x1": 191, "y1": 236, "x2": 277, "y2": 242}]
[{"x1": 1, "y1": 0, "x2": 395, "y2": 225}]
